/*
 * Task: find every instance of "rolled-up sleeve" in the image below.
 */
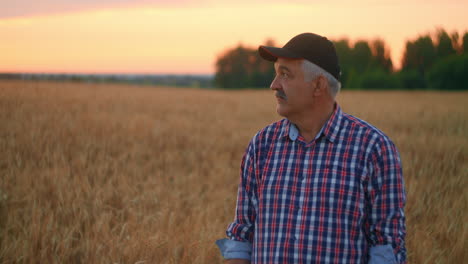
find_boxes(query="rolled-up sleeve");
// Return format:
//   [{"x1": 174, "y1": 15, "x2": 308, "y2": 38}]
[
  {"x1": 216, "y1": 238, "x2": 252, "y2": 260},
  {"x1": 365, "y1": 137, "x2": 407, "y2": 263},
  {"x1": 217, "y1": 140, "x2": 259, "y2": 259}
]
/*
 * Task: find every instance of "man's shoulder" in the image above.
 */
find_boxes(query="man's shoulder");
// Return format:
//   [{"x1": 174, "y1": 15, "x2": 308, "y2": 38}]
[
  {"x1": 340, "y1": 112, "x2": 395, "y2": 146},
  {"x1": 251, "y1": 119, "x2": 287, "y2": 143}
]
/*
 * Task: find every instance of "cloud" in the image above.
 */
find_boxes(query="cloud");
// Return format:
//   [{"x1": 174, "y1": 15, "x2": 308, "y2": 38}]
[{"x1": 0, "y1": 0, "x2": 199, "y2": 19}]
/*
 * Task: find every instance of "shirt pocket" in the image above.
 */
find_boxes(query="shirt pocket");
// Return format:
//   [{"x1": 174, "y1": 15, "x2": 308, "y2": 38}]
[
  {"x1": 326, "y1": 164, "x2": 363, "y2": 215},
  {"x1": 303, "y1": 164, "x2": 365, "y2": 239}
]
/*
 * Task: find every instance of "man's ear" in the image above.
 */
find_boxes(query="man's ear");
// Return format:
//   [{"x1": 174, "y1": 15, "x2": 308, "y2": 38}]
[{"x1": 313, "y1": 75, "x2": 326, "y2": 96}]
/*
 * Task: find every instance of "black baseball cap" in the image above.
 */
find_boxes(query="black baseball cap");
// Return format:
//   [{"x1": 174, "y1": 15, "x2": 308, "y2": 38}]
[{"x1": 259, "y1": 33, "x2": 341, "y2": 81}]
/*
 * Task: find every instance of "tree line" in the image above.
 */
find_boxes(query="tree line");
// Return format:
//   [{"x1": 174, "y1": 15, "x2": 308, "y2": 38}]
[{"x1": 215, "y1": 28, "x2": 468, "y2": 90}]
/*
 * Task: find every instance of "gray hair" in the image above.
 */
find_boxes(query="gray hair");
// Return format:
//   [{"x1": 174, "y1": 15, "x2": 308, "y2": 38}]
[{"x1": 302, "y1": 60, "x2": 341, "y2": 97}]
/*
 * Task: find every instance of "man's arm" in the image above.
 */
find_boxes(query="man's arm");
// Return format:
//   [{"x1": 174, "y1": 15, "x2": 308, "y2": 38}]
[
  {"x1": 216, "y1": 140, "x2": 258, "y2": 261},
  {"x1": 216, "y1": 239, "x2": 252, "y2": 261},
  {"x1": 365, "y1": 137, "x2": 407, "y2": 264}
]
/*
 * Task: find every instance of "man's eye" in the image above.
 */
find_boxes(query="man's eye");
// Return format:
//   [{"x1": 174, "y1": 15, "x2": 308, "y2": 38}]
[{"x1": 281, "y1": 73, "x2": 289, "y2": 78}]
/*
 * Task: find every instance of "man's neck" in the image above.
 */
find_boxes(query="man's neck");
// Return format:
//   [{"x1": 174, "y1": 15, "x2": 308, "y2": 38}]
[{"x1": 291, "y1": 102, "x2": 335, "y2": 143}]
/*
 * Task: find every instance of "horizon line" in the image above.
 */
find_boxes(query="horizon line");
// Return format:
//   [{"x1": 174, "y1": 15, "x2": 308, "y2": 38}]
[{"x1": 0, "y1": 72, "x2": 215, "y2": 76}]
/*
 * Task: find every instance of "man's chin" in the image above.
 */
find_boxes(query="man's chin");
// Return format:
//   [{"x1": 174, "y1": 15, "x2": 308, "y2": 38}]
[{"x1": 276, "y1": 105, "x2": 288, "y2": 118}]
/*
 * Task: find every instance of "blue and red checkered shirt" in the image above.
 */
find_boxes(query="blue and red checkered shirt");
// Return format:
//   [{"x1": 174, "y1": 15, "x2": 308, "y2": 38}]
[{"x1": 218, "y1": 104, "x2": 406, "y2": 263}]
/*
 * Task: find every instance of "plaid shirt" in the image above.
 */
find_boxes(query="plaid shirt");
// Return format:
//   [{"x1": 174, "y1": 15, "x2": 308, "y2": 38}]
[{"x1": 219, "y1": 104, "x2": 406, "y2": 263}]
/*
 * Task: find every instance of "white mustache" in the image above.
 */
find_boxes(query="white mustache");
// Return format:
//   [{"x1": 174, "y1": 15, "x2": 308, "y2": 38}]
[{"x1": 276, "y1": 91, "x2": 287, "y2": 100}]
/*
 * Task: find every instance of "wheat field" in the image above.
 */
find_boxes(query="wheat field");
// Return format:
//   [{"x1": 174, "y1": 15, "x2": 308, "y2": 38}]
[{"x1": 0, "y1": 80, "x2": 467, "y2": 263}]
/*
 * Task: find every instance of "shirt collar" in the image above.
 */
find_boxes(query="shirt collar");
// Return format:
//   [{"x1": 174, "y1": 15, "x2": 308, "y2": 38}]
[
  {"x1": 321, "y1": 103, "x2": 343, "y2": 143},
  {"x1": 280, "y1": 103, "x2": 343, "y2": 143}
]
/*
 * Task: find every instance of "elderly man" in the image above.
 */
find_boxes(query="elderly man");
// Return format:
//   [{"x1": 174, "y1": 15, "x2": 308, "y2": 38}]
[{"x1": 216, "y1": 33, "x2": 406, "y2": 264}]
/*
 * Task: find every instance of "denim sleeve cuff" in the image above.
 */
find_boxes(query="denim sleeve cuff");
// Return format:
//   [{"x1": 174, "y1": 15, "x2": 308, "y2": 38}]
[
  {"x1": 215, "y1": 238, "x2": 252, "y2": 260},
  {"x1": 369, "y1": 244, "x2": 397, "y2": 264}
]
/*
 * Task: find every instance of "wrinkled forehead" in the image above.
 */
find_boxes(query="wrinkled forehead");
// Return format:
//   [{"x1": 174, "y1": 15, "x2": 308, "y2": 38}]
[{"x1": 274, "y1": 58, "x2": 304, "y2": 72}]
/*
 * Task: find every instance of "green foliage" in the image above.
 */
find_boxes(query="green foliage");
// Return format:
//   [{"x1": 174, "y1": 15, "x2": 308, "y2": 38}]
[
  {"x1": 352, "y1": 41, "x2": 373, "y2": 73},
  {"x1": 333, "y1": 39, "x2": 353, "y2": 87},
  {"x1": 427, "y1": 54, "x2": 468, "y2": 90},
  {"x1": 435, "y1": 29, "x2": 457, "y2": 58},
  {"x1": 333, "y1": 38, "x2": 394, "y2": 89},
  {"x1": 343, "y1": 69, "x2": 360, "y2": 89},
  {"x1": 398, "y1": 29, "x2": 466, "y2": 90},
  {"x1": 215, "y1": 28, "x2": 467, "y2": 90},
  {"x1": 356, "y1": 69, "x2": 401, "y2": 90},
  {"x1": 214, "y1": 44, "x2": 273, "y2": 89},
  {"x1": 463, "y1": 32, "x2": 468, "y2": 53},
  {"x1": 394, "y1": 70, "x2": 427, "y2": 89},
  {"x1": 370, "y1": 39, "x2": 393, "y2": 73},
  {"x1": 402, "y1": 35, "x2": 437, "y2": 75}
]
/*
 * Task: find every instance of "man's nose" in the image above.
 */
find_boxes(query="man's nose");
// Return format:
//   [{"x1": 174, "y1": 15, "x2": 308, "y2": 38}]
[{"x1": 270, "y1": 76, "x2": 281, "y2": 91}]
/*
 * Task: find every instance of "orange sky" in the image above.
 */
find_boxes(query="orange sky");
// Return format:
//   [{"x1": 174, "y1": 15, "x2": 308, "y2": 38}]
[{"x1": 1, "y1": 0, "x2": 467, "y2": 74}]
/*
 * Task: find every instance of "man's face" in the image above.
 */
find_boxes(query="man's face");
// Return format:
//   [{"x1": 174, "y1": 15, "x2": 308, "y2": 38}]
[{"x1": 270, "y1": 58, "x2": 315, "y2": 119}]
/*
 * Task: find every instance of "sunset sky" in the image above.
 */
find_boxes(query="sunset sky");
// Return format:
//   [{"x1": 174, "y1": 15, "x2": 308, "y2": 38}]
[{"x1": 1, "y1": 0, "x2": 467, "y2": 74}]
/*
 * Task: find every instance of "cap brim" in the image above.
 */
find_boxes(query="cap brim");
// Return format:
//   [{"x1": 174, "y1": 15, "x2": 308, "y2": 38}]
[{"x1": 258, "y1": 46, "x2": 303, "y2": 61}]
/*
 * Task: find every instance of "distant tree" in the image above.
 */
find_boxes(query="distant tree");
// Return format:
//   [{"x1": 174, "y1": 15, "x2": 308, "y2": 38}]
[
  {"x1": 344, "y1": 69, "x2": 361, "y2": 89},
  {"x1": 333, "y1": 39, "x2": 394, "y2": 89},
  {"x1": 215, "y1": 41, "x2": 274, "y2": 89},
  {"x1": 434, "y1": 28, "x2": 457, "y2": 59},
  {"x1": 215, "y1": 28, "x2": 468, "y2": 90},
  {"x1": 333, "y1": 39, "x2": 352, "y2": 64},
  {"x1": 463, "y1": 32, "x2": 468, "y2": 53},
  {"x1": 352, "y1": 40, "x2": 373, "y2": 73},
  {"x1": 346, "y1": 39, "x2": 397, "y2": 90},
  {"x1": 394, "y1": 69, "x2": 427, "y2": 89},
  {"x1": 370, "y1": 38, "x2": 393, "y2": 72},
  {"x1": 215, "y1": 45, "x2": 251, "y2": 88},
  {"x1": 427, "y1": 54, "x2": 468, "y2": 90},
  {"x1": 249, "y1": 39, "x2": 275, "y2": 88},
  {"x1": 401, "y1": 35, "x2": 437, "y2": 88},
  {"x1": 450, "y1": 31, "x2": 461, "y2": 53},
  {"x1": 333, "y1": 39, "x2": 353, "y2": 87},
  {"x1": 358, "y1": 69, "x2": 401, "y2": 89}
]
